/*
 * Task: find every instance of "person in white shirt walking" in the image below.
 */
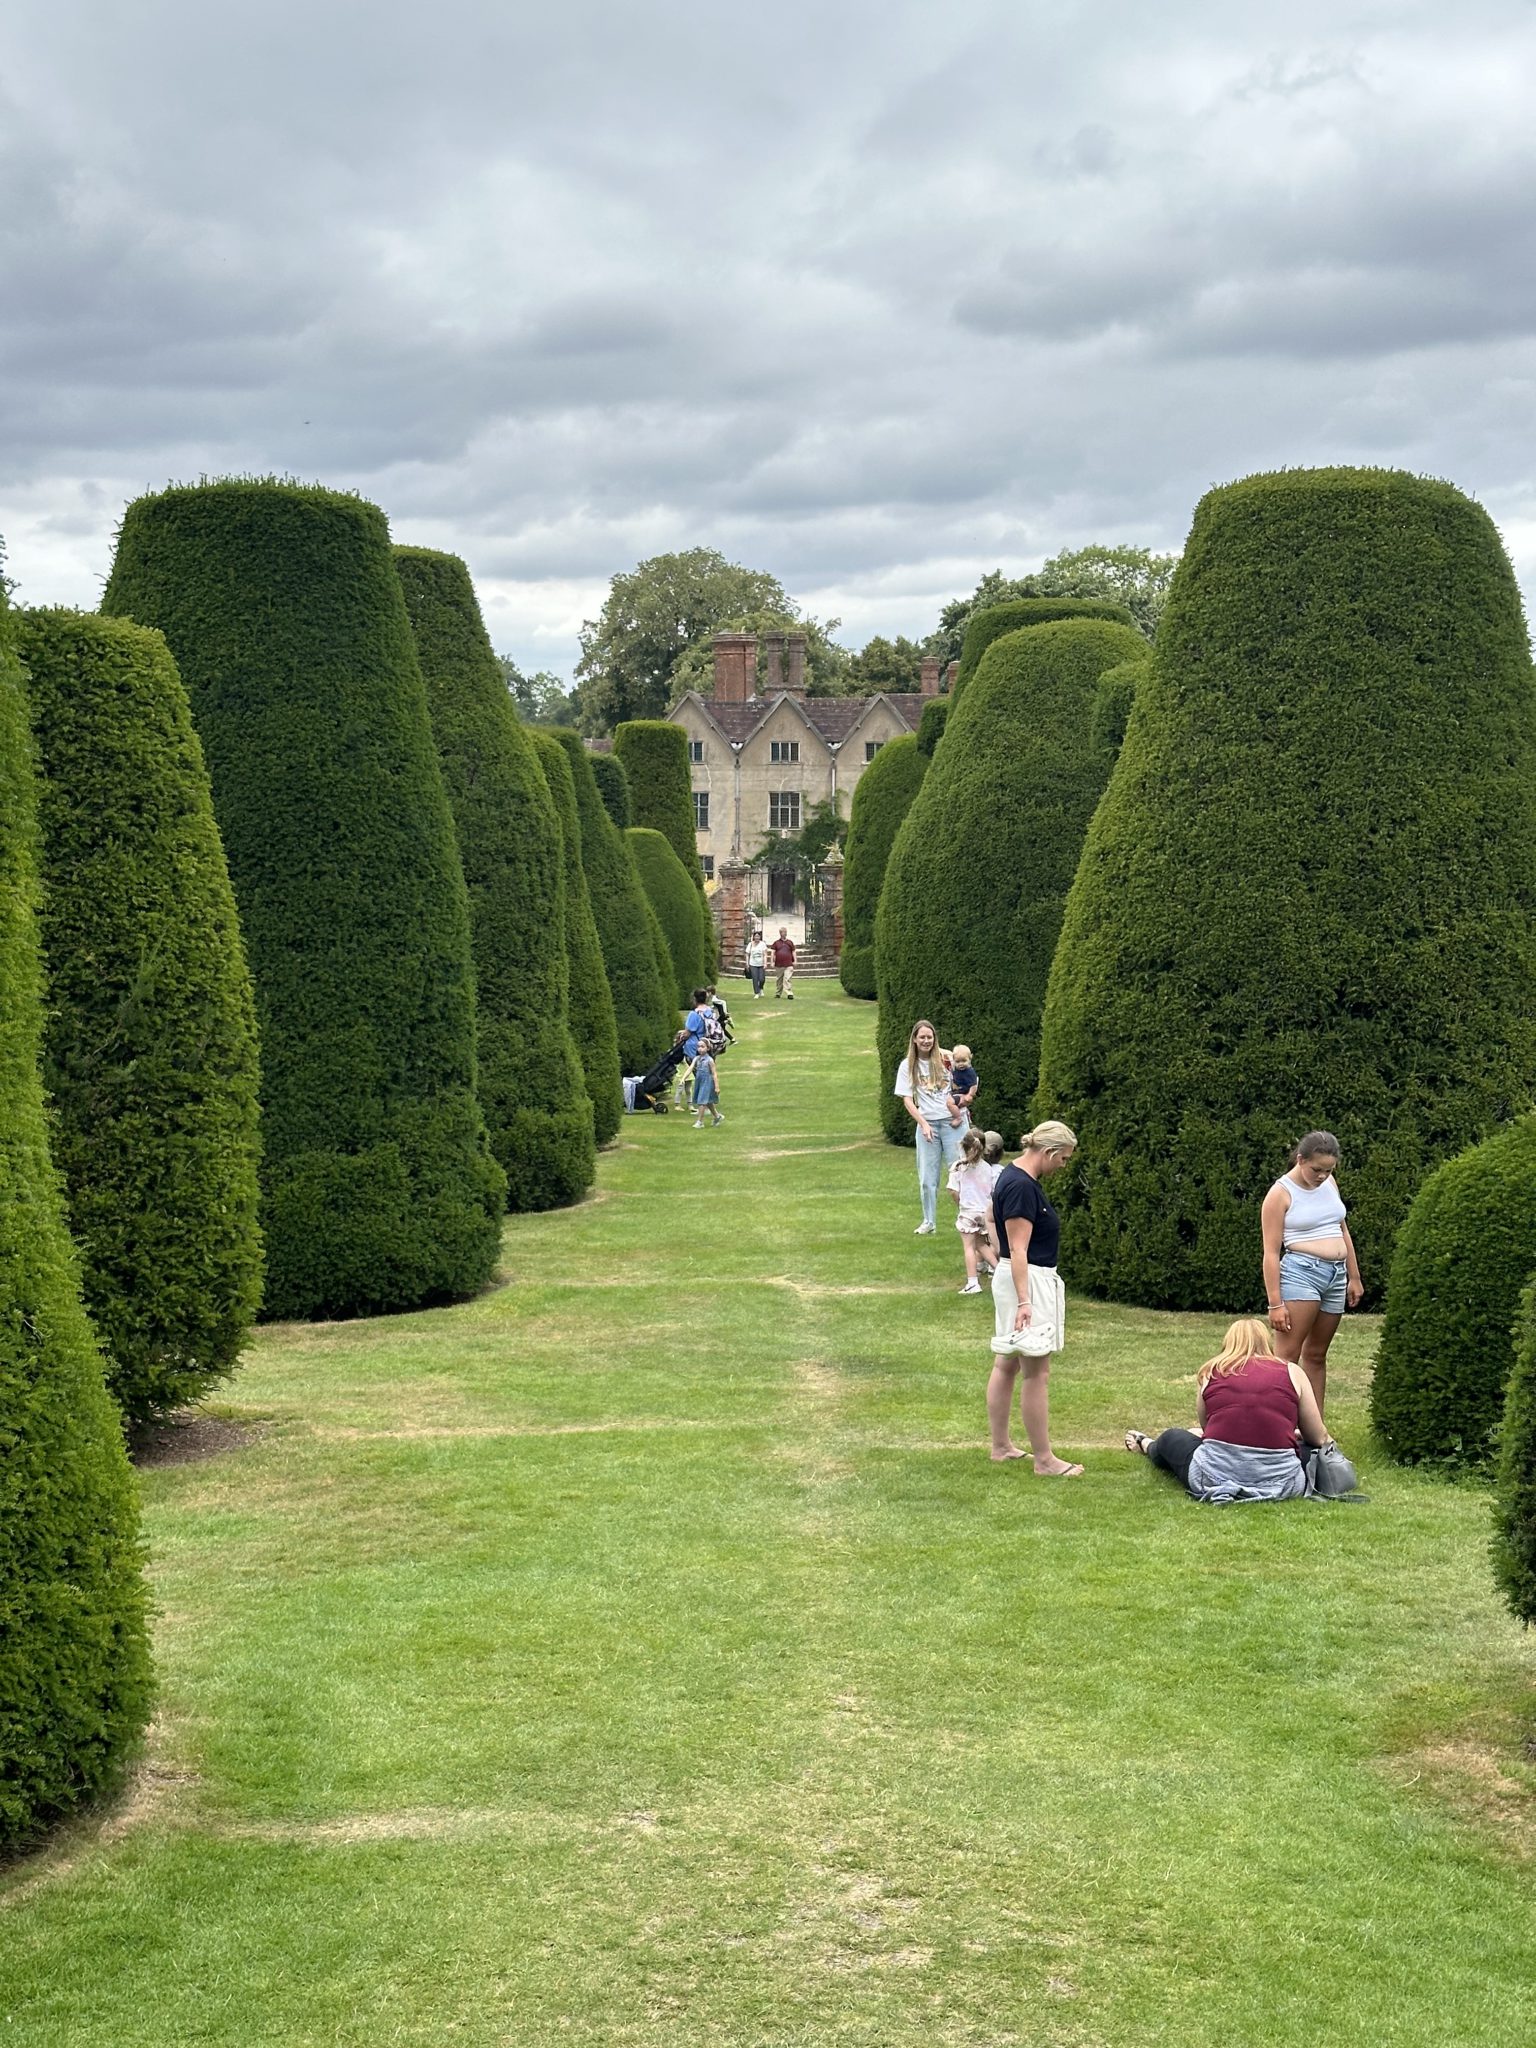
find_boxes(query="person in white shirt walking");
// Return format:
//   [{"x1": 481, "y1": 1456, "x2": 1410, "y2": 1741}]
[
  {"x1": 745, "y1": 930, "x2": 768, "y2": 997},
  {"x1": 894, "y1": 1019, "x2": 966, "y2": 1233}
]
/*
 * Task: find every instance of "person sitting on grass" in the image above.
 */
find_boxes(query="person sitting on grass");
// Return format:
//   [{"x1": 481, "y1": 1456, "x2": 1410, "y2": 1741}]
[
  {"x1": 947, "y1": 1044, "x2": 979, "y2": 1127},
  {"x1": 947, "y1": 1127, "x2": 999, "y2": 1296},
  {"x1": 691, "y1": 1045, "x2": 723, "y2": 1127},
  {"x1": 1123, "y1": 1316, "x2": 1338, "y2": 1505}
]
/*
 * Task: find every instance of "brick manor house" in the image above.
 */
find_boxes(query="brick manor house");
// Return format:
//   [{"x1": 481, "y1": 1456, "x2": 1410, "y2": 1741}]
[{"x1": 664, "y1": 630, "x2": 952, "y2": 912}]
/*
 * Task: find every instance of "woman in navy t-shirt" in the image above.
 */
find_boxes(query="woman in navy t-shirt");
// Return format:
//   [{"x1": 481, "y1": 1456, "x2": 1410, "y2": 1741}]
[{"x1": 988, "y1": 1119, "x2": 1082, "y2": 1477}]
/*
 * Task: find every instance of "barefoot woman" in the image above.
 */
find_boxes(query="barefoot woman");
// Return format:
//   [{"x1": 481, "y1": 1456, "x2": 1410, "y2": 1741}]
[
  {"x1": 1260, "y1": 1130, "x2": 1364, "y2": 1414},
  {"x1": 988, "y1": 1120, "x2": 1083, "y2": 1476}
]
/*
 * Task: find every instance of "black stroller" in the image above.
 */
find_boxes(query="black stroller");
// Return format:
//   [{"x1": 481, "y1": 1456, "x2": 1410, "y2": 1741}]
[{"x1": 629, "y1": 1038, "x2": 688, "y2": 1113}]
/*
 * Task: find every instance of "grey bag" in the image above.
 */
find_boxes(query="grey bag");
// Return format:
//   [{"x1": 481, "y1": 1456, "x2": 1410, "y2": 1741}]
[{"x1": 1305, "y1": 1440, "x2": 1364, "y2": 1500}]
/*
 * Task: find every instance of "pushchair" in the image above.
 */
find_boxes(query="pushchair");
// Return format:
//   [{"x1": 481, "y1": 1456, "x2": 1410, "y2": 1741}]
[{"x1": 628, "y1": 1037, "x2": 688, "y2": 1113}]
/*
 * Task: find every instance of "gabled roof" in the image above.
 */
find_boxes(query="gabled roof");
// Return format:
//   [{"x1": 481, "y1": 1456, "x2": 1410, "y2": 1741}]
[{"x1": 669, "y1": 689, "x2": 927, "y2": 751}]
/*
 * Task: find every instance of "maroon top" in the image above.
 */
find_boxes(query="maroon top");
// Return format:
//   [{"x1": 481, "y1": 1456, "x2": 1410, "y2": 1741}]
[
  {"x1": 771, "y1": 938, "x2": 796, "y2": 965},
  {"x1": 1201, "y1": 1357, "x2": 1300, "y2": 1451}
]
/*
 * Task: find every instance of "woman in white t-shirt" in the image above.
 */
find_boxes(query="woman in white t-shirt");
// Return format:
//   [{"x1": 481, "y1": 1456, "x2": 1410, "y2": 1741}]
[
  {"x1": 894, "y1": 1018, "x2": 967, "y2": 1234},
  {"x1": 745, "y1": 930, "x2": 768, "y2": 998}
]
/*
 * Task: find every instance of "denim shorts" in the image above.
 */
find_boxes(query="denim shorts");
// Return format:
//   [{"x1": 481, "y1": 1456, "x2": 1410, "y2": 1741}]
[{"x1": 1280, "y1": 1249, "x2": 1348, "y2": 1313}]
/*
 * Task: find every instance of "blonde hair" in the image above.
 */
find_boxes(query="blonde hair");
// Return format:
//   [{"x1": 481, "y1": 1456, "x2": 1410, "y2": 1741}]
[
  {"x1": 982, "y1": 1129, "x2": 1005, "y2": 1164},
  {"x1": 1197, "y1": 1317, "x2": 1282, "y2": 1386},
  {"x1": 1022, "y1": 1119, "x2": 1077, "y2": 1158},
  {"x1": 959, "y1": 1127, "x2": 985, "y2": 1165},
  {"x1": 952, "y1": 1043, "x2": 972, "y2": 1065},
  {"x1": 905, "y1": 1020, "x2": 942, "y2": 1086}
]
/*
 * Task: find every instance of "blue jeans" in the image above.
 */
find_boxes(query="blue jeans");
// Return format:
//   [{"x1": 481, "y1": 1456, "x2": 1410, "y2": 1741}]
[
  {"x1": 916, "y1": 1117, "x2": 967, "y2": 1229},
  {"x1": 1280, "y1": 1250, "x2": 1348, "y2": 1313}
]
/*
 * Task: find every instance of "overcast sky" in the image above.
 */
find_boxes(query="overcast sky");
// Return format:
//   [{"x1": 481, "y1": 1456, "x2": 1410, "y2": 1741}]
[{"x1": 4, "y1": 0, "x2": 1535, "y2": 678}]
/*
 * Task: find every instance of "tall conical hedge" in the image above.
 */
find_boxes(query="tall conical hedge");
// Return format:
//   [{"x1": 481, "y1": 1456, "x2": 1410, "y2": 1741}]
[
  {"x1": 527, "y1": 727, "x2": 623, "y2": 1144},
  {"x1": 628, "y1": 826, "x2": 711, "y2": 1004},
  {"x1": 103, "y1": 481, "x2": 505, "y2": 1319},
  {"x1": 1492, "y1": 1277, "x2": 1536, "y2": 1625},
  {"x1": 540, "y1": 728, "x2": 678, "y2": 1073},
  {"x1": 951, "y1": 597, "x2": 1138, "y2": 705},
  {"x1": 394, "y1": 547, "x2": 594, "y2": 1211},
  {"x1": 916, "y1": 697, "x2": 949, "y2": 758},
  {"x1": 589, "y1": 750, "x2": 632, "y2": 830},
  {"x1": 1370, "y1": 1117, "x2": 1536, "y2": 1466},
  {"x1": 17, "y1": 609, "x2": 263, "y2": 1423},
  {"x1": 1037, "y1": 467, "x2": 1536, "y2": 1310},
  {"x1": 613, "y1": 720, "x2": 707, "y2": 895},
  {"x1": 840, "y1": 733, "x2": 926, "y2": 1001},
  {"x1": 877, "y1": 619, "x2": 1145, "y2": 1145},
  {"x1": 0, "y1": 577, "x2": 150, "y2": 1850},
  {"x1": 1090, "y1": 659, "x2": 1145, "y2": 756}
]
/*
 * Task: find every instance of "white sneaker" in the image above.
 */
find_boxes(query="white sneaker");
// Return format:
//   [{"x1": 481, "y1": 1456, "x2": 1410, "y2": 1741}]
[
  {"x1": 959, "y1": 1279, "x2": 982, "y2": 1295},
  {"x1": 914, "y1": 1222, "x2": 935, "y2": 1235}
]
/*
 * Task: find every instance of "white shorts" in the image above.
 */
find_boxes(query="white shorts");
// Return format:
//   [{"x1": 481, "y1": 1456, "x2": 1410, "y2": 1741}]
[
  {"x1": 956, "y1": 1208, "x2": 992, "y2": 1236},
  {"x1": 990, "y1": 1262, "x2": 1065, "y2": 1357}
]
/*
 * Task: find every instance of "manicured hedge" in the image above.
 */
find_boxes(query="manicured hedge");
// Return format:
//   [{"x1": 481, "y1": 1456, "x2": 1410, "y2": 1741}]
[
  {"x1": 103, "y1": 481, "x2": 505, "y2": 1319},
  {"x1": 1493, "y1": 1276, "x2": 1536, "y2": 1625},
  {"x1": 876, "y1": 620, "x2": 1144, "y2": 1145},
  {"x1": 950, "y1": 597, "x2": 1137, "y2": 705},
  {"x1": 1371, "y1": 1116, "x2": 1536, "y2": 1466},
  {"x1": 1036, "y1": 467, "x2": 1536, "y2": 1310},
  {"x1": 0, "y1": 580, "x2": 151, "y2": 1850},
  {"x1": 627, "y1": 826, "x2": 711, "y2": 1004},
  {"x1": 613, "y1": 720, "x2": 707, "y2": 897},
  {"x1": 1090, "y1": 660, "x2": 1145, "y2": 756},
  {"x1": 916, "y1": 697, "x2": 949, "y2": 758},
  {"x1": 840, "y1": 733, "x2": 926, "y2": 1001},
  {"x1": 589, "y1": 750, "x2": 632, "y2": 829},
  {"x1": 396, "y1": 548, "x2": 594, "y2": 1211},
  {"x1": 527, "y1": 727, "x2": 623, "y2": 1144},
  {"x1": 539, "y1": 728, "x2": 678, "y2": 1073},
  {"x1": 17, "y1": 609, "x2": 263, "y2": 1422}
]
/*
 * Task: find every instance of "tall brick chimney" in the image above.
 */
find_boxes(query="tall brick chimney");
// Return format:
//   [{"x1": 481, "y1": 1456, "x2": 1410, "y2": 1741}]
[
  {"x1": 712, "y1": 632, "x2": 757, "y2": 704},
  {"x1": 943, "y1": 659, "x2": 958, "y2": 693},
  {"x1": 762, "y1": 631, "x2": 786, "y2": 695},
  {"x1": 920, "y1": 656, "x2": 941, "y2": 698},
  {"x1": 784, "y1": 631, "x2": 808, "y2": 698}
]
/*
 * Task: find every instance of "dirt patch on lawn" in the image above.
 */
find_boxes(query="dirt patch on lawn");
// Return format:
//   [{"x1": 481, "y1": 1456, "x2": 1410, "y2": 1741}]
[
  {"x1": 1383, "y1": 1734, "x2": 1536, "y2": 1860},
  {"x1": 130, "y1": 1412, "x2": 265, "y2": 1468}
]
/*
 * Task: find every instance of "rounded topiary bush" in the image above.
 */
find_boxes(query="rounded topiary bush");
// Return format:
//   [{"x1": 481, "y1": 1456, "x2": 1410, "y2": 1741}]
[
  {"x1": 916, "y1": 697, "x2": 949, "y2": 758},
  {"x1": 876, "y1": 619, "x2": 1145, "y2": 1145},
  {"x1": 589, "y1": 750, "x2": 632, "y2": 830},
  {"x1": 1370, "y1": 1116, "x2": 1536, "y2": 1466},
  {"x1": 628, "y1": 826, "x2": 711, "y2": 1004},
  {"x1": 527, "y1": 727, "x2": 623, "y2": 1144},
  {"x1": 395, "y1": 547, "x2": 593, "y2": 1211},
  {"x1": 613, "y1": 720, "x2": 707, "y2": 898},
  {"x1": 1492, "y1": 1277, "x2": 1536, "y2": 1624},
  {"x1": 951, "y1": 597, "x2": 1138, "y2": 705},
  {"x1": 17, "y1": 608, "x2": 263, "y2": 1423},
  {"x1": 0, "y1": 579, "x2": 151, "y2": 1851},
  {"x1": 1037, "y1": 466, "x2": 1536, "y2": 1311},
  {"x1": 841, "y1": 733, "x2": 926, "y2": 1001},
  {"x1": 103, "y1": 480, "x2": 505, "y2": 1319},
  {"x1": 540, "y1": 728, "x2": 677, "y2": 1073},
  {"x1": 1090, "y1": 660, "x2": 1145, "y2": 756}
]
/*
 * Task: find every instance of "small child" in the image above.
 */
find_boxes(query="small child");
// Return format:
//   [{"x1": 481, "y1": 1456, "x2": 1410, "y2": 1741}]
[
  {"x1": 947, "y1": 1044, "x2": 979, "y2": 1126},
  {"x1": 979, "y1": 1131, "x2": 1005, "y2": 1275},
  {"x1": 691, "y1": 1047, "x2": 723, "y2": 1127},
  {"x1": 947, "y1": 1127, "x2": 997, "y2": 1293}
]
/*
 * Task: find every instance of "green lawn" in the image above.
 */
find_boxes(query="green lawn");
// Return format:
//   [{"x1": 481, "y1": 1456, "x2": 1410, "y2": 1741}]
[{"x1": 3, "y1": 981, "x2": 1533, "y2": 2045}]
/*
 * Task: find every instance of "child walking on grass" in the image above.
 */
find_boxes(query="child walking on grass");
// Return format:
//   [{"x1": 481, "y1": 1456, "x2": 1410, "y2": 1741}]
[
  {"x1": 948, "y1": 1127, "x2": 999, "y2": 1293},
  {"x1": 691, "y1": 1047, "x2": 723, "y2": 1127}
]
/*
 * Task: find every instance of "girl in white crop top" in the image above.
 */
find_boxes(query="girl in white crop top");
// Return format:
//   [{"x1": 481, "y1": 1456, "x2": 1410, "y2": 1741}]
[{"x1": 1259, "y1": 1130, "x2": 1363, "y2": 1415}]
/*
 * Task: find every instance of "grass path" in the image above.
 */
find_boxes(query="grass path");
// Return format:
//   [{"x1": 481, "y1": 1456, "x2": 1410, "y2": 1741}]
[{"x1": 3, "y1": 982, "x2": 1533, "y2": 2045}]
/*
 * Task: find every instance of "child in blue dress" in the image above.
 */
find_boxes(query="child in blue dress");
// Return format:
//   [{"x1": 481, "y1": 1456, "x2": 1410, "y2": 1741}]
[{"x1": 691, "y1": 1048, "x2": 723, "y2": 1127}]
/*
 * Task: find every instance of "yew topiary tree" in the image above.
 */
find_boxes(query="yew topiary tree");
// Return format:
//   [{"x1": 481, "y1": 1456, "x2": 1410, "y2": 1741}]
[
  {"x1": 950, "y1": 597, "x2": 1138, "y2": 706},
  {"x1": 103, "y1": 481, "x2": 505, "y2": 1319},
  {"x1": 589, "y1": 750, "x2": 632, "y2": 830},
  {"x1": 1090, "y1": 660, "x2": 1145, "y2": 756},
  {"x1": 1493, "y1": 1277, "x2": 1536, "y2": 1625},
  {"x1": 876, "y1": 619, "x2": 1145, "y2": 1145},
  {"x1": 17, "y1": 609, "x2": 263, "y2": 1423},
  {"x1": 628, "y1": 826, "x2": 711, "y2": 1004},
  {"x1": 1037, "y1": 467, "x2": 1536, "y2": 1311},
  {"x1": 540, "y1": 727, "x2": 677, "y2": 1072},
  {"x1": 916, "y1": 697, "x2": 949, "y2": 758},
  {"x1": 395, "y1": 547, "x2": 594, "y2": 1210},
  {"x1": 613, "y1": 720, "x2": 706, "y2": 894},
  {"x1": 527, "y1": 727, "x2": 623, "y2": 1144},
  {"x1": 0, "y1": 578, "x2": 151, "y2": 1850},
  {"x1": 1370, "y1": 1117, "x2": 1536, "y2": 1466},
  {"x1": 840, "y1": 733, "x2": 927, "y2": 1000}
]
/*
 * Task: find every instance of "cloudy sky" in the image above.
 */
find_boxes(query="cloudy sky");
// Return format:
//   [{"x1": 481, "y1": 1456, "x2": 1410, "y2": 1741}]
[{"x1": 4, "y1": 0, "x2": 1535, "y2": 677}]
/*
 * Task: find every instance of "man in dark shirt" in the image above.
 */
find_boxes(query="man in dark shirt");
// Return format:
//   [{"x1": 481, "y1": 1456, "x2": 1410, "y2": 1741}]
[{"x1": 771, "y1": 929, "x2": 796, "y2": 999}]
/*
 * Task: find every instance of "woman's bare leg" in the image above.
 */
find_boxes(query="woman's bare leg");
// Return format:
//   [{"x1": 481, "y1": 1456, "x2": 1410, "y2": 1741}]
[
  {"x1": 1274, "y1": 1298, "x2": 1321, "y2": 1384},
  {"x1": 1020, "y1": 1357, "x2": 1083, "y2": 1477},
  {"x1": 1299, "y1": 1310, "x2": 1342, "y2": 1413},
  {"x1": 988, "y1": 1359, "x2": 1026, "y2": 1459}
]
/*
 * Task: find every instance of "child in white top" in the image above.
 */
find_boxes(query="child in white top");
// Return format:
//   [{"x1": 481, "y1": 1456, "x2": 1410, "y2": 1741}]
[{"x1": 948, "y1": 1128, "x2": 999, "y2": 1294}]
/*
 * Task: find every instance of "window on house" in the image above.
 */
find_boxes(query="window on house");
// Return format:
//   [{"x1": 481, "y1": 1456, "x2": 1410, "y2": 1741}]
[
  {"x1": 865, "y1": 740, "x2": 883, "y2": 761},
  {"x1": 769, "y1": 791, "x2": 801, "y2": 833},
  {"x1": 699, "y1": 854, "x2": 715, "y2": 880},
  {"x1": 688, "y1": 740, "x2": 704, "y2": 763},
  {"x1": 770, "y1": 739, "x2": 800, "y2": 764},
  {"x1": 693, "y1": 792, "x2": 710, "y2": 831}
]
